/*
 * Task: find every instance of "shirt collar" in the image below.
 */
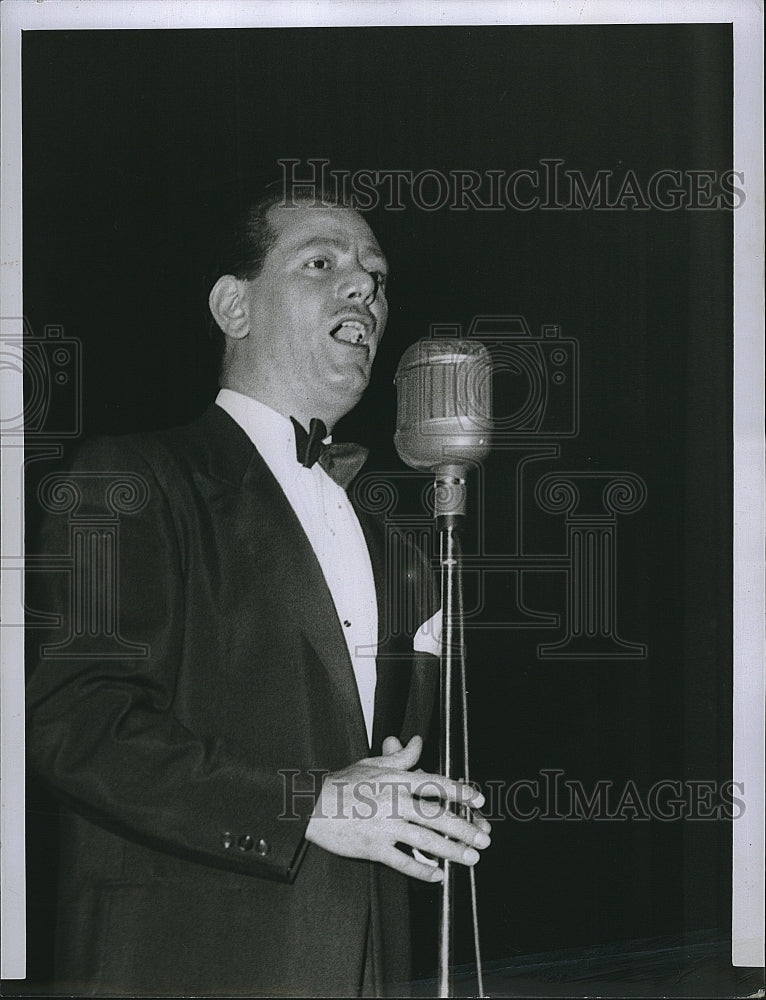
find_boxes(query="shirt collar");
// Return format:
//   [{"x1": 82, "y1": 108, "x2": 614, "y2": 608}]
[{"x1": 215, "y1": 388, "x2": 331, "y2": 479}]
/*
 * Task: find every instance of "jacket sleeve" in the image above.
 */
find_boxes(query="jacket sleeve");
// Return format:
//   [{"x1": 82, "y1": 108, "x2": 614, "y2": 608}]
[{"x1": 26, "y1": 435, "x2": 320, "y2": 883}]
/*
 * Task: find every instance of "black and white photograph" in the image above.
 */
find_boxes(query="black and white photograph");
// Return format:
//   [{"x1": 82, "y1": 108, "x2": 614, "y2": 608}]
[{"x1": 1, "y1": 1, "x2": 763, "y2": 997}]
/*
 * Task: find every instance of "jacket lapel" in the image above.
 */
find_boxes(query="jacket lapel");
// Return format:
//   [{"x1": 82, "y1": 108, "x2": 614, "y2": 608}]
[
  {"x1": 353, "y1": 506, "x2": 415, "y2": 755},
  {"x1": 192, "y1": 405, "x2": 369, "y2": 757}
]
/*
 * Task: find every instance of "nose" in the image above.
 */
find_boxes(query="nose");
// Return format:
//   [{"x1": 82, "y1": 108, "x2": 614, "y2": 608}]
[{"x1": 337, "y1": 262, "x2": 378, "y2": 304}]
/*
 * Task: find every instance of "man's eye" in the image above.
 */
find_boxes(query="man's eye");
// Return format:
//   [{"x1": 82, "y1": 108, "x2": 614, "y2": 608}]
[
  {"x1": 374, "y1": 271, "x2": 388, "y2": 290},
  {"x1": 307, "y1": 258, "x2": 331, "y2": 270}
]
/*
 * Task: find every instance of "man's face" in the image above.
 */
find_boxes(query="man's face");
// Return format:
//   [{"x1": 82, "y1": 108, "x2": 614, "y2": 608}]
[{"x1": 236, "y1": 204, "x2": 388, "y2": 424}]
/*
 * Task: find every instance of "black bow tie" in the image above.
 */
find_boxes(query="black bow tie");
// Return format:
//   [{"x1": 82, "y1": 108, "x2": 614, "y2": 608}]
[{"x1": 290, "y1": 417, "x2": 368, "y2": 489}]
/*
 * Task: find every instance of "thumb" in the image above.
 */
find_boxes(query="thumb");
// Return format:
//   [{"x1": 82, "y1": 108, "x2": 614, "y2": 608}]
[
  {"x1": 379, "y1": 734, "x2": 422, "y2": 770},
  {"x1": 382, "y1": 736, "x2": 403, "y2": 756}
]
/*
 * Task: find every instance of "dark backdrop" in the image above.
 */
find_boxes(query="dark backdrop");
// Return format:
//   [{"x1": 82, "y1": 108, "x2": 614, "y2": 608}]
[{"x1": 20, "y1": 24, "x2": 734, "y2": 992}]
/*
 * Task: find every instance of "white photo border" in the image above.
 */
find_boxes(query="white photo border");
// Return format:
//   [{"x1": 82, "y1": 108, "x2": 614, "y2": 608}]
[{"x1": 1, "y1": 0, "x2": 763, "y2": 981}]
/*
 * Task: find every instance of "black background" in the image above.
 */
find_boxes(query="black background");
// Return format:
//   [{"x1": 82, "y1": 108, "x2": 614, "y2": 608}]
[{"x1": 20, "y1": 24, "x2": 736, "y2": 992}]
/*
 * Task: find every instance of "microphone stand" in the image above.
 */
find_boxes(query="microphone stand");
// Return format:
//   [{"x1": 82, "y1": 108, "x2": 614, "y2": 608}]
[
  {"x1": 391, "y1": 336, "x2": 492, "y2": 997},
  {"x1": 435, "y1": 465, "x2": 484, "y2": 999}
]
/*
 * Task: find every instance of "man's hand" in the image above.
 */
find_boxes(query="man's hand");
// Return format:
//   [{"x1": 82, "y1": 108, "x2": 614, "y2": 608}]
[{"x1": 304, "y1": 735, "x2": 491, "y2": 882}]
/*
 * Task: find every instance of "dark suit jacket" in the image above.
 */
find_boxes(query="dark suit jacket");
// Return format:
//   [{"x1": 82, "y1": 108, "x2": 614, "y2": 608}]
[{"x1": 26, "y1": 405, "x2": 438, "y2": 997}]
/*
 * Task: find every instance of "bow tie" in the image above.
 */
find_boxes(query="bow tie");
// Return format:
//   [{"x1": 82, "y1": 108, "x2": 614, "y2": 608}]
[{"x1": 290, "y1": 416, "x2": 368, "y2": 489}]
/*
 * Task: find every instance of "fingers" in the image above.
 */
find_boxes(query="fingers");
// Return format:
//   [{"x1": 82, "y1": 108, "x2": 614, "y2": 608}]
[
  {"x1": 375, "y1": 734, "x2": 422, "y2": 771},
  {"x1": 381, "y1": 736, "x2": 403, "y2": 756},
  {"x1": 395, "y1": 822, "x2": 484, "y2": 867},
  {"x1": 364, "y1": 736, "x2": 489, "y2": 816},
  {"x1": 401, "y1": 801, "x2": 491, "y2": 850},
  {"x1": 371, "y1": 741, "x2": 484, "y2": 810},
  {"x1": 372, "y1": 739, "x2": 483, "y2": 812},
  {"x1": 452, "y1": 804, "x2": 492, "y2": 837},
  {"x1": 470, "y1": 811, "x2": 492, "y2": 837},
  {"x1": 377, "y1": 845, "x2": 444, "y2": 883},
  {"x1": 408, "y1": 771, "x2": 485, "y2": 810}
]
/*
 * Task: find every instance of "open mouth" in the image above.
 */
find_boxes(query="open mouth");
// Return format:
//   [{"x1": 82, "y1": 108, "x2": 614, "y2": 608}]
[{"x1": 330, "y1": 318, "x2": 371, "y2": 350}]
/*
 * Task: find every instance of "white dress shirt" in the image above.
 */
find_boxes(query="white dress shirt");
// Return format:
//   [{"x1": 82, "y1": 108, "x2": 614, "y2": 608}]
[{"x1": 216, "y1": 389, "x2": 378, "y2": 744}]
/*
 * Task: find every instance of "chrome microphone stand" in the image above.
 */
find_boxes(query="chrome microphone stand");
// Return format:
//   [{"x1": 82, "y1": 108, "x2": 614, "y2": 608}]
[
  {"x1": 392, "y1": 337, "x2": 492, "y2": 998},
  {"x1": 435, "y1": 468, "x2": 484, "y2": 999}
]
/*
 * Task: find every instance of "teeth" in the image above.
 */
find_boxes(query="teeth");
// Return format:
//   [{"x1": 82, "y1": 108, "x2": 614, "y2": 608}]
[{"x1": 333, "y1": 320, "x2": 367, "y2": 345}]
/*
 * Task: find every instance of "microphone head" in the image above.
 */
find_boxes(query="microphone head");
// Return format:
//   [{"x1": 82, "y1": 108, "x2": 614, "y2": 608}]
[{"x1": 394, "y1": 338, "x2": 492, "y2": 473}]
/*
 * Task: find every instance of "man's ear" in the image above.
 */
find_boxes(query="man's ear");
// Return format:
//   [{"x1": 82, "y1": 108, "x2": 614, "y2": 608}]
[{"x1": 208, "y1": 275, "x2": 250, "y2": 339}]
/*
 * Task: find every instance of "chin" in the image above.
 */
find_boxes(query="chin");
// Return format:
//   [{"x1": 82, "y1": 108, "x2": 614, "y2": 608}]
[
  {"x1": 322, "y1": 373, "x2": 368, "y2": 420},
  {"x1": 332, "y1": 361, "x2": 371, "y2": 392}
]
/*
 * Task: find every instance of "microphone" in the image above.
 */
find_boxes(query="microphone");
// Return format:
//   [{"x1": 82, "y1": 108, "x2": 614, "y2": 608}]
[{"x1": 394, "y1": 339, "x2": 492, "y2": 522}]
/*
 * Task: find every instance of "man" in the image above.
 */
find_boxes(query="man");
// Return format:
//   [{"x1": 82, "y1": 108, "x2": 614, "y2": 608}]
[{"x1": 26, "y1": 189, "x2": 490, "y2": 997}]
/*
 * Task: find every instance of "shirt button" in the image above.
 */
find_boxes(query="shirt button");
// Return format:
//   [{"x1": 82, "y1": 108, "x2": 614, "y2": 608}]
[
  {"x1": 222, "y1": 832, "x2": 234, "y2": 850},
  {"x1": 237, "y1": 834, "x2": 254, "y2": 852},
  {"x1": 255, "y1": 838, "x2": 270, "y2": 856}
]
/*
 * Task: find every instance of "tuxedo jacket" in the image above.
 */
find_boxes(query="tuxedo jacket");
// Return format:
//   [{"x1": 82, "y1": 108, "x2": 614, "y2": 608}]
[{"x1": 26, "y1": 405, "x2": 438, "y2": 997}]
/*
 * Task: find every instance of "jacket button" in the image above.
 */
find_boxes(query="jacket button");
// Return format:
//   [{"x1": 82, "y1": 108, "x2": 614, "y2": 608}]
[
  {"x1": 255, "y1": 838, "x2": 270, "y2": 856},
  {"x1": 222, "y1": 832, "x2": 234, "y2": 849},
  {"x1": 237, "y1": 834, "x2": 254, "y2": 852}
]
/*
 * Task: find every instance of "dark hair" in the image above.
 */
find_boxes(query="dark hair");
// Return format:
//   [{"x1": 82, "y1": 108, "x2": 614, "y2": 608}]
[
  {"x1": 206, "y1": 182, "x2": 351, "y2": 372},
  {"x1": 213, "y1": 180, "x2": 354, "y2": 280}
]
